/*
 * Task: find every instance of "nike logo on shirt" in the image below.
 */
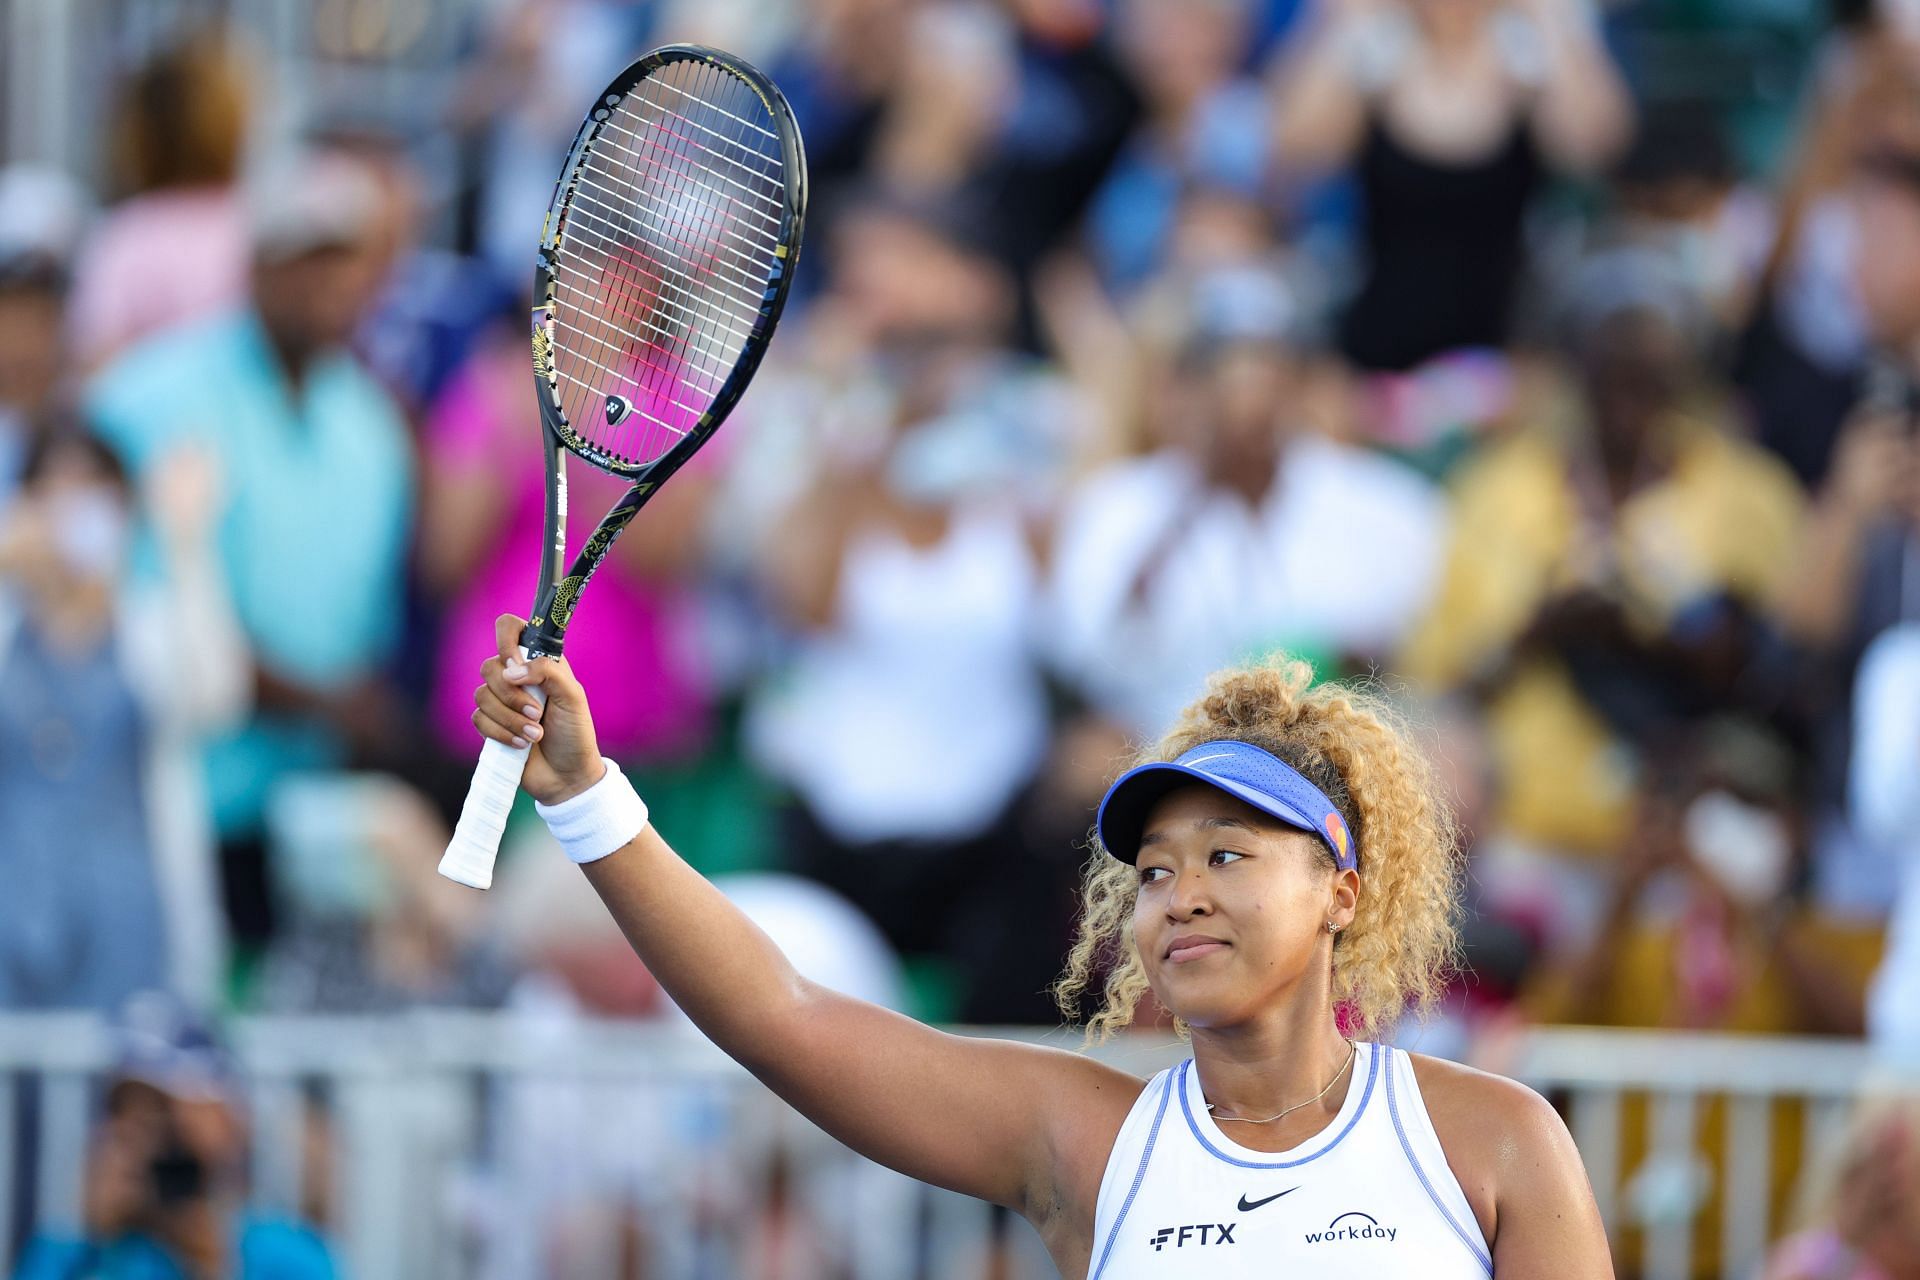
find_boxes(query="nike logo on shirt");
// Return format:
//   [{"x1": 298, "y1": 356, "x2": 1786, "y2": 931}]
[{"x1": 1237, "y1": 1188, "x2": 1299, "y2": 1212}]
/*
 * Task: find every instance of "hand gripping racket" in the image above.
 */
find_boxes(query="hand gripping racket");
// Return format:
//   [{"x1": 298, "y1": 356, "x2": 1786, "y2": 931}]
[{"x1": 440, "y1": 45, "x2": 807, "y2": 888}]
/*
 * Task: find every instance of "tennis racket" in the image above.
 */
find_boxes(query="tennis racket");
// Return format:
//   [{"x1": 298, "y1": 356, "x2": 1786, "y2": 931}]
[{"x1": 439, "y1": 43, "x2": 807, "y2": 889}]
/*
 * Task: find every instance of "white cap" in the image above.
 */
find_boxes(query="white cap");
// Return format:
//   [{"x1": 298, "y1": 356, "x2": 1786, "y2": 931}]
[
  {"x1": 0, "y1": 165, "x2": 90, "y2": 274},
  {"x1": 247, "y1": 149, "x2": 382, "y2": 262}
]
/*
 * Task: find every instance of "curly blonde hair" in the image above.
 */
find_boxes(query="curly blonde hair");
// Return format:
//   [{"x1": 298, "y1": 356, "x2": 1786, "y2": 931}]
[{"x1": 1054, "y1": 656, "x2": 1464, "y2": 1042}]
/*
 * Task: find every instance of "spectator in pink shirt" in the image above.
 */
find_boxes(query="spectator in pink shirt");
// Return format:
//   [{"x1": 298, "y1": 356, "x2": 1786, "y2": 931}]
[
  {"x1": 1763, "y1": 1092, "x2": 1920, "y2": 1280},
  {"x1": 418, "y1": 315, "x2": 719, "y2": 768},
  {"x1": 68, "y1": 28, "x2": 251, "y2": 371}
]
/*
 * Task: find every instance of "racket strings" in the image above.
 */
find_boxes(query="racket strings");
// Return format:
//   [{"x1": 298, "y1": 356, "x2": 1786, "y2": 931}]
[
  {"x1": 567, "y1": 165, "x2": 778, "y2": 280},
  {"x1": 548, "y1": 251, "x2": 743, "y2": 391},
  {"x1": 646, "y1": 74, "x2": 779, "y2": 142},
  {"x1": 591, "y1": 114, "x2": 784, "y2": 219},
  {"x1": 572, "y1": 73, "x2": 776, "y2": 462},
  {"x1": 549, "y1": 207, "x2": 759, "y2": 373},
  {"x1": 549, "y1": 58, "x2": 786, "y2": 468},
  {"x1": 567, "y1": 175, "x2": 779, "y2": 305},
  {"x1": 549, "y1": 242, "x2": 755, "y2": 356}
]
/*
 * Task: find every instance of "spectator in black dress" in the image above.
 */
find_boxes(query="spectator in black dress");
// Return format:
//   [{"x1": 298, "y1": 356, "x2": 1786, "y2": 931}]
[
  {"x1": 1733, "y1": 0, "x2": 1920, "y2": 489},
  {"x1": 1272, "y1": 0, "x2": 1631, "y2": 370}
]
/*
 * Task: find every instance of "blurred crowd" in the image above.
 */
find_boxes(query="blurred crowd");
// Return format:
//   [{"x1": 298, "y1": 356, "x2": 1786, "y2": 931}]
[{"x1": 3, "y1": 0, "x2": 1920, "y2": 1273}]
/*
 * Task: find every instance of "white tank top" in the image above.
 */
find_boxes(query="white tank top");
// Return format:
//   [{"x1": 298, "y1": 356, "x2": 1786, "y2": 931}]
[{"x1": 1088, "y1": 1042, "x2": 1492, "y2": 1279}]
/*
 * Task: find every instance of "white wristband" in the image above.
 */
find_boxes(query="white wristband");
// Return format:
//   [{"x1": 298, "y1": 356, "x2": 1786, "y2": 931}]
[{"x1": 535, "y1": 758, "x2": 650, "y2": 864}]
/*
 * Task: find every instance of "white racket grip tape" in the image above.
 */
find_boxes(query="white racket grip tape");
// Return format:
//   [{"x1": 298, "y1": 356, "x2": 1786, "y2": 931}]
[
  {"x1": 439, "y1": 662, "x2": 548, "y2": 890},
  {"x1": 439, "y1": 736, "x2": 531, "y2": 889}
]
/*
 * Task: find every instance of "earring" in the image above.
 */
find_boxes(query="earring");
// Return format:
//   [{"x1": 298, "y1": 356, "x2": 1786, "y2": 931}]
[{"x1": 1326, "y1": 920, "x2": 1338, "y2": 934}]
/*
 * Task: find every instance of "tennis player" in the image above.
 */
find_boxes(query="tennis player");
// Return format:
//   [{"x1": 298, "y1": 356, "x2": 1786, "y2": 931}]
[{"x1": 472, "y1": 613, "x2": 1612, "y2": 1277}]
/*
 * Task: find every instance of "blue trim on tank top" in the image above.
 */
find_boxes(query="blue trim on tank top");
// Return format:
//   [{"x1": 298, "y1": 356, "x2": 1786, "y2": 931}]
[
  {"x1": 1092, "y1": 1069, "x2": 1175, "y2": 1280},
  {"x1": 1175, "y1": 1041, "x2": 1378, "y2": 1169},
  {"x1": 1383, "y1": 1048, "x2": 1494, "y2": 1276}
]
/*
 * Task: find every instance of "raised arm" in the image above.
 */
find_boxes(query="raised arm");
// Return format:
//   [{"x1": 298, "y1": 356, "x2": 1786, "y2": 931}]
[
  {"x1": 469, "y1": 613, "x2": 1139, "y2": 1219},
  {"x1": 135, "y1": 446, "x2": 251, "y2": 734},
  {"x1": 1521, "y1": 0, "x2": 1633, "y2": 174},
  {"x1": 1772, "y1": 414, "x2": 1909, "y2": 649},
  {"x1": 1270, "y1": 0, "x2": 1380, "y2": 177}
]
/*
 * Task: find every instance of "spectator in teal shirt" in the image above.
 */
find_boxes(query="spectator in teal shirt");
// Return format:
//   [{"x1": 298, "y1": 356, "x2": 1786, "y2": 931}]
[
  {"x1": 85, "y1": 150, "x2": 413, "y2": 949},
  {"x1": 15, "y1": 1218, "x2": 334, "y2": 1280},
  {"x1": 11, "y1": 997, "x2": 337, "y2": 1280}
]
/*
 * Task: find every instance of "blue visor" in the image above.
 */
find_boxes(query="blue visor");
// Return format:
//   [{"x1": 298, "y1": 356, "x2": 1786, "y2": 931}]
[{"x1": 1096, "y1": 740, "x2": 1357, "y2": 871}]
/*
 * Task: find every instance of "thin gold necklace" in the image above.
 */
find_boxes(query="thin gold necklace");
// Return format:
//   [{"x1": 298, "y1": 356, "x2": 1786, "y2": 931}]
[{"x1": 1205, "y1": 1039, "x2": 1358, "y2": 1126}]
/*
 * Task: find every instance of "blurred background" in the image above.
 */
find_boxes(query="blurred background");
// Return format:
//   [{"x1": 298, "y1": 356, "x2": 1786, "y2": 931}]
[{"x1": 0, "y1": 0, "x2": 1918, "y2": 1276}]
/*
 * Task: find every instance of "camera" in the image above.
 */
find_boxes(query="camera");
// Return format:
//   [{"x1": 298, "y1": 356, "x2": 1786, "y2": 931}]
[{"x1": 146, "y1": 1122, "x2": 208, "y2": 1207}]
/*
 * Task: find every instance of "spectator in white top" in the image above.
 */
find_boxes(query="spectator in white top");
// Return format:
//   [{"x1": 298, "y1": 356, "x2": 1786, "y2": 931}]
[
  {"x1": 0, "y1": 427, "x2": 246, "y2": 1009},
  {"x1": 1045, "y1": 264, "x2": 1446, "y2": 735},
  {"x1": 745, "y1": 195, "x2": 1083, "y2": 962},
  {"x1": 1853, "y1": 621, "x2": 1920, "y2": 1059}
]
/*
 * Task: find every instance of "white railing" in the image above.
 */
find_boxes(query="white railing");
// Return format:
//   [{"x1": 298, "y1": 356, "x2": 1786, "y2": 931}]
[
  {"x1": 0, "y1": 1015, "x2": 1911, "y2": 1280},
  {"x1": 0, "y1": 0, "x2": 477, "y2": 182},
  {"x1": 1508, "y1": 1028, "x2": 1898, "y2": 1280}
]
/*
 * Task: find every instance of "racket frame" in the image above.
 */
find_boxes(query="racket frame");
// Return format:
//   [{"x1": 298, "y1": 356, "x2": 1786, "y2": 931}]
[
  {"x1": 521, "y1": 43, "x2": 808, "y2": 660},
  {"x1": 439, "y1": 44, "x2": 806, "y2": 890}
]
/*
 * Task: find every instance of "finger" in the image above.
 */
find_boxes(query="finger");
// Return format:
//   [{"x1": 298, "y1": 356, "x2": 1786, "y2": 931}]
[
  {"x1": 471, "y1": 708, "x2": 523, "y2": 748},
  {"x1": 511, "y1": 654, "x2": 581, "y2": 716},
  {"x1": 475, "y1": 680, "x2": 543, "y2": 743},
  {"x1": 495, "y1": 613, "x2": 529, "y2": 665},
  {"x1": 473, "y1": 687, "x2": 530, "y2": 743},
  {"x1": 472, "y1": 703, "x2": 534, "y2": 750},
  {"x1": 483, "y1": 660, "x2": 529, "y2": 710}
]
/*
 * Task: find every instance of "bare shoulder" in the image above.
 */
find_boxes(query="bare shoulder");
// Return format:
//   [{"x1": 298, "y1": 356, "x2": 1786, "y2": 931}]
[
  {"x1": 1408, "y1": 1053, "x2": 1572, "y2": 1160},
  {"x1": 1035, "y1": 1046, "x2": 1153, "y2": 1176},
  {"x1": 1027, "y1": 1041, "x2": 1151, "y2": 1132},
  {"x1": 1407, "y1": 1054, "x2": 1592, "y2": 1249}
]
